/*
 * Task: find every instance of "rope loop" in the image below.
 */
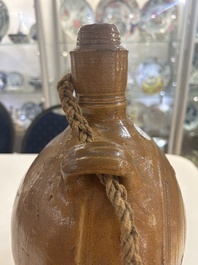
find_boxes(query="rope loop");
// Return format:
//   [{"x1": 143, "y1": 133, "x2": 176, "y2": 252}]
[
  {"x1": 57, "y1": 74, "x2": 142, "y2": 265},
  {"x1": 57, "y1": 74, "x2": 93, "y2": 143}
]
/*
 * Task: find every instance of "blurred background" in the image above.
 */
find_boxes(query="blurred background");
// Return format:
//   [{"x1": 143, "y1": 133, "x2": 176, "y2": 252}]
[{"x1": 0, "y1": 0, "x2": 198, "y2": 167}]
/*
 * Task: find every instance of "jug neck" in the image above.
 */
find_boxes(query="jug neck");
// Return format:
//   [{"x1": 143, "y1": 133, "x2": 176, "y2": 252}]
[
  {"x1": 77, "y1": 93, "x2": 128, "y2": 121},
  {"x1": 70, "y1": 23, "x2": 129, "y2": 121},
  {"x1": 71, "y1": 48, "x2": 128, "y2": 121},
  {"x1": 70, "y1": 48, "x2": 128, "y2": 97}
]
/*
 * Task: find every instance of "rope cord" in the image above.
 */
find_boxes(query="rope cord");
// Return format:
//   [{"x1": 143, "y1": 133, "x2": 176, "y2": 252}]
[{"x1": 57, "y1": 73, "x2": 142, "y2": 265}]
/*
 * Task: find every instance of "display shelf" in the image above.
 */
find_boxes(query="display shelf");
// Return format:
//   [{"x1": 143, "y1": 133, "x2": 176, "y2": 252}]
[
  {"x1": 57, "y1": 39, "x2": 181, "y2": 46},
  {"x1": 0, "y1": 89, "x2": 42, "y2": 95},
  {"x1": 32, "y1": 0, "x2": 189, "y2": 153},
  {"x1": 0, "y1": 42, "x2": 38, "y2": 47},
  {"x1": 0, "y1": 0, "x2": 44, "y2": 155}
]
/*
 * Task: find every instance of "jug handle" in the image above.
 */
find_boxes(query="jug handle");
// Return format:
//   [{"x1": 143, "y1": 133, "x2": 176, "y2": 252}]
[{"x1": 61, "y1": 141, "x2": 133, "y2": 180}]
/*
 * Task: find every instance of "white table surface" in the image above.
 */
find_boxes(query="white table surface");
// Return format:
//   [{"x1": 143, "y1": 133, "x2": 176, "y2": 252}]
[{"x1": 0, "y1": 153, "x2": 197, "y2": 265}]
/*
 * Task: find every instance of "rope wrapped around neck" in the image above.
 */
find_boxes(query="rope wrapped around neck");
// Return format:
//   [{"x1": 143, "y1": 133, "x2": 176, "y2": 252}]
[{"x1": 57, "y1": 73, "x2": 142, "y2": 265}]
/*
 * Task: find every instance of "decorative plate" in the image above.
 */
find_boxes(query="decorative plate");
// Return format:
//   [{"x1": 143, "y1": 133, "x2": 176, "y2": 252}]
[
  {"x1": 29, "y1": 23, "x2": 38, "y2": 41},
  {"x1": 143, "y1": 103, "x2": 171, "y2": 130},
  {"x1": 189, "y1": 69, "x2": 198, "y2": 85},
  {"x1": 0, "y1": 0, "x2": 9, "y2": 42},
  {"x1": 7, "y1": 72, "x2": 24, "y2": 90},
  {"x1": 140, "y1": 0, "x2": 177, "y2": 36},
  {"x1": 95, "y1": 0, "x2": 140, "y2": 39},
  {"x1": 135, "y1": 57, "x2": 171, "y2": 94},
  {"x1": 60, "y1": 0, "x2": 95, "y2": 40},
  {"x1": 184, "y1": 101, "x2": 198, "y2": 131},
  {"x1": 29, "y1": 77, "x2": 42, "y2": 89},
  {"x1": 21, "y1": 101, "x2": 42, "y2": 121},
  {"x1": 127, "y1": 101, "x2": 147, "y2": 127},
  {"x1": 8, "y1": 33, "x2": 29, "y2": 43},
  {"x1": 0, "y1": 71, "x2": 6, "y2": 91}
]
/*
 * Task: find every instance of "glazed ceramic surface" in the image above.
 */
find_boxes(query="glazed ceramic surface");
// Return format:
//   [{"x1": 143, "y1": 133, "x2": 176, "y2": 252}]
[{"x1": 12, "y1": 24, "x2": 185, "y2": 265}]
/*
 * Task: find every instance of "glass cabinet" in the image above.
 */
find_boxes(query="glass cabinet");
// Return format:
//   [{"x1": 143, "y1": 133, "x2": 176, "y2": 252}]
[
  {"x1": 178, "y1": 7, "x2": 198, "y2": 167},
  {"x1": 1, "y1": 0, "x2": 197, "y2": 159},
  {"x1": 34, "y1": 0, "x2": 198, "y2": 162},
  {"x1": 0, "y1": 0, "x2": 43, "y2": 105},
  {"x1": 0, "y1": 0, "x2": 44, "y2": 151}
]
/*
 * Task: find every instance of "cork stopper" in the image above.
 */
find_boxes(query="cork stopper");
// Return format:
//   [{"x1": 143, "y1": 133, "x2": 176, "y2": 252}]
[{"x1": 76, "y1": 23, "x2": 123, "y2": 50}]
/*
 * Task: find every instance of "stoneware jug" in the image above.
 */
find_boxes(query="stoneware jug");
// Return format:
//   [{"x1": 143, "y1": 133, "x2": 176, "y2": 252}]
[{"x1": 12, "y1": 24, "x2": 185, "y2": 265}]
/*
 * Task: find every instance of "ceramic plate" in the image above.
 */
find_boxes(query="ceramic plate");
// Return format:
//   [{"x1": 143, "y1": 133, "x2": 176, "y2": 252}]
[
  {"x1": 8, "y1": 33, "x2": 29, "y2": 43},
  {"x1": 189, "y1": 69, "x2": 198, "y2": 85},
  {"x1": 140, "y1": 0, "x2": 177, "y2": 36},
  {"x1": 29, "y1": 23, "x2": 37, "y2": 41},
  {"x1": 135, "y1": 58, "x2": 171, "y2": 94},
  {"x1": 95, "y1": 0, "x2": 140, "y2": 39},
  {"x1": 60, "y1": 0, "x2": 95, "y2": 40},
  {"x1": 7, "y1": 72, "x2": 24, "y2": 90},
  {"x1": 0, "y1": 0, "x2": 9, "y2": 42},
  {"x1": 127, "y1": 101, "x2": 147, "y2": 127},
  {"x1": 0, "y1": 71, "x2": 6, "y2": 91},
  {"x1": 21, "y1": 102, "x2": 42, "y2": 121},
  {"x1": 29, "y1": 77, "x2": 42, "y2": 89},
  {"x1": 184, "y1": 101, "x2": 198, "y2": 131},
  {"x1": 143, "y1": 103, "x2": 171, "y2": 130}
]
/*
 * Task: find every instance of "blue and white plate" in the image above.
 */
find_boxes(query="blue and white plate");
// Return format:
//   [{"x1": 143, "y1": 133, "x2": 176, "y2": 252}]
[
  {"x1": 7, "y1": 72, "x2": 24, "y2": 90},
  {"x1": 21, "y1": 101, "x2": 42, "y2": 121}
]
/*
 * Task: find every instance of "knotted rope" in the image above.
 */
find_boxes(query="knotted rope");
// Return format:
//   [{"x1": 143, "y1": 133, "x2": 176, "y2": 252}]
[{"x1": 57, "y1": 73, "x2": 142, "y2": 265}]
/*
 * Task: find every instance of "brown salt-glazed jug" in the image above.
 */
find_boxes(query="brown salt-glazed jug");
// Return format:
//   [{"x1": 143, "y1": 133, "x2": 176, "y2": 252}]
[{"x1": 12, "y1": 24, "x2": 185, "y2": 265}]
